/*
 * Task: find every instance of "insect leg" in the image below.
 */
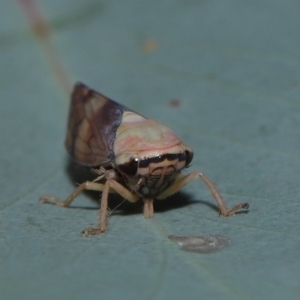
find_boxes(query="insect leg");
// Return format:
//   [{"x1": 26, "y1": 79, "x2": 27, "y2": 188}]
[
  {"x1": 81, "y1": 180, "x2": 140, "y2": 236},
  {"x1": 156, "y1": 171, "x2": 249, "y2": 216},
  {"x1": 143, "y1": 199, "x2": 154, "y2": 218},
  {"x1": 39, "y1": 181, "x2": 106, "y2": 207}
]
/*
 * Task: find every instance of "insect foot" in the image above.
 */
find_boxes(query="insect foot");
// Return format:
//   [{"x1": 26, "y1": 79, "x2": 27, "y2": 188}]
[
  {"x1": 39, "y1": 195, "x2": 70, "y2": 207},
  {"x1": 81, "y1": 227, "x2": 105, "y2": 237},
  {"x1": 225, "y1": 203, "x2": 249, "y2": 216}
]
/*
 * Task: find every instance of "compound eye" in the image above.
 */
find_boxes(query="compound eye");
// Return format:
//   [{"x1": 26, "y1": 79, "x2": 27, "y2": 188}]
[
  {"x1": 116, "y1": 156, "x2": 139, "y2": 177},
  {"x1": 185, "y1": 150, "x2": 193, "y2": 166}
]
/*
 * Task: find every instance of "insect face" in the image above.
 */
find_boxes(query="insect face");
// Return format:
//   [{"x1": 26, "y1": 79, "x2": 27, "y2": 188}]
[
  {"x1": 115, "y1": 147, "x2": 193, "y2": 198},
  {"x1": 113, "y1": 111, "x2": 193, "y2": 198}
]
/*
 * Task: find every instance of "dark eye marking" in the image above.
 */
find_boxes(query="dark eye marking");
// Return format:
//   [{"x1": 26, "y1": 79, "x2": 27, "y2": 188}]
[
  {"x1": 166, "y1": 153, "x2": 178, "y2": 161},
  {"x1": 139, "y1": 156, "x2": 164, "y2": 168},
  {"x1": 117, "y1": 158, "x2": 139, "y2": 177},
  {"x1": 139, "y1": 159, "x2": 149, "y2": 168},
  {"x1": 178, "y1": 152, "x2": 186, "y2": 162},
  {"x1": 185, "y1": 150, "x2": 193, "y2": 166},
  {"x1": 151, "y1": 155, "x2": 164, "y2": 163},
  {"x1": 139, "y1": 153, "x2": 187, "y2": 168}
]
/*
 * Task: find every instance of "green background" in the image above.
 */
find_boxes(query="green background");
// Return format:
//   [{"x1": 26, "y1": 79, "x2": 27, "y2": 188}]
[{"x1": 1, "y1": 1, "x2": 300, "y2": 299}]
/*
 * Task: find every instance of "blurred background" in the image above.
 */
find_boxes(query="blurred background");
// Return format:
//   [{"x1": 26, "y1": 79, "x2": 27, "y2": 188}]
[{"x1": 1, "y1": 1, "x2": 300, "y2": 299}]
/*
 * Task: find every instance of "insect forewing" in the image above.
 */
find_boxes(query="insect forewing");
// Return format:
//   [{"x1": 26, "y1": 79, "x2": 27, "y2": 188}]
[{"x1": 65, "y1": 82, "x2": 133, "y2": 167}]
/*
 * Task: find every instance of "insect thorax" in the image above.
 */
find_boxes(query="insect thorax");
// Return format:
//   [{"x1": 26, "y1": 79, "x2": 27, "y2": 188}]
[{"x1": 115, "y1": 149, "x2": 193, "y2": 198}]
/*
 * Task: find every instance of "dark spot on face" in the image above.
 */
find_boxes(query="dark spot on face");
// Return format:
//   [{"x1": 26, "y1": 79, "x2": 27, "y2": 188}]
[
  {"x1": 139, "y1": 155, "x2": 164, "y2": 168},
  {"x1": 138, "y1": 152, "x2": 193, "y2": 169},
  {"x1": 151, "y1": 155, "x2": 164, "y2": 163},
  {"x1": 139, "y1": 159, "x2": 149, "y2": 168},
  {"x1": 178, "y1": 152, "x2": 186, "y2": 162},
  {"x1": 185, "y1": 150, "x2": 193, "y2": 166},
  {"x1": 166, "y1": 153, "x2": 178, "y2": 161},
  {"x1": 117, "y1": 157, "x2": 138, "y2": 177}
]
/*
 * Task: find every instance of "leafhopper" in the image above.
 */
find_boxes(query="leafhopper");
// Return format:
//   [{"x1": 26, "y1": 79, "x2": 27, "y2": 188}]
[{"x1": 40, "y1": 83, "x2": 248, "y2": 236}]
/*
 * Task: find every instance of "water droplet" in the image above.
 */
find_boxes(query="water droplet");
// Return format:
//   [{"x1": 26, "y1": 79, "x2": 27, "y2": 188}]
[{"x1": 168, "y1": 234, "x2": 230, "y2": 253}]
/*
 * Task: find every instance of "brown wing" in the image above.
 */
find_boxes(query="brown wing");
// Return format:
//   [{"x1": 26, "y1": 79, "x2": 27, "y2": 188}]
[{"x1": 65, "y1": 82, "x2": 132, "y2": 167}]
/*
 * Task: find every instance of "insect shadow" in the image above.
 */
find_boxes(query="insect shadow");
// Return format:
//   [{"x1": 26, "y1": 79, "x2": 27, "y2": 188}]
[{"x1": 65, "y1": 160, "x2": 220, "y2": 216}]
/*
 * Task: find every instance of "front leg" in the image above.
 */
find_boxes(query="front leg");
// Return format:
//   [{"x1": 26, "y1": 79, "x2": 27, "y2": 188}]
[
  {"x1": 82, "y1": 179, "x2": 140, "y2": 236},
  {"x1": 39, "y1": 181, "x2": 106, "y2": 207},
  {"x1": 40, "y1": 179, "x2": 139, "y2": 236},
  {"x1": 143, "y1": 199, "x2": 154, "y2": 218},
  {"x1": 156, "y1": 171, "x2": 249, "y2": 216}
]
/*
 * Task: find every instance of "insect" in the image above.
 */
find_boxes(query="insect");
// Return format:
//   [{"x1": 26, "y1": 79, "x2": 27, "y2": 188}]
[{"x1": 40, "y1": 83, "x2": 249, "y2": 236}]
